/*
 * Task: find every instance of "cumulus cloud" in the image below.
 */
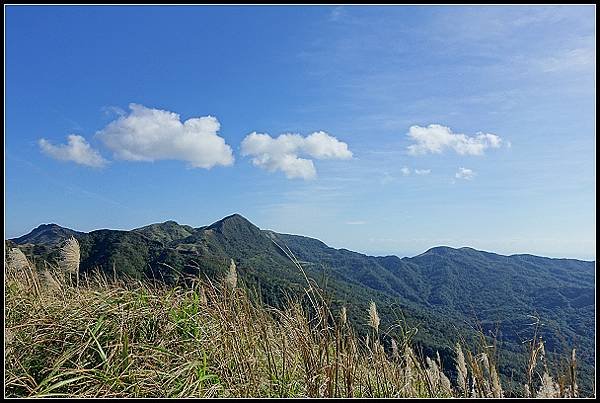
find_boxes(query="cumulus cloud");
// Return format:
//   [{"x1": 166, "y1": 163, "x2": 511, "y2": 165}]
[
  {"x1": 401, "y1": 167, "x2": 411, "y2": 176},
  {"x1": 407, "y1": 124, "x2": 503, "y2": 156},
  {"x1": 414, "y1": 169, "x2": 431, "y2": 175},
  {"x1": 39, "y1": 135, "x2": 107, "y2": 167},
  {"x1": 96, "y1": 103, "x2": 234, "y2": 169},
  {"x1": 455, "y1": 167, "x2": 476, "y2": 180},
  {"x1": 241, "y1": 131, "x2": 353, "y2": 179}
]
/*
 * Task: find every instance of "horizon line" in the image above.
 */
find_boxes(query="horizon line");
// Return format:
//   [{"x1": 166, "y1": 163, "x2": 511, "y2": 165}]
[{"x1": 5, "y1": 216, "x2": 596, "y2": 263}]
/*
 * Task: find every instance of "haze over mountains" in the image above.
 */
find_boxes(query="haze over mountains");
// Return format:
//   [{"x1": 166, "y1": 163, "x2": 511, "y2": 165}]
[{"x1": 7, "y1": 213, "x2": 596, "y2": 394}]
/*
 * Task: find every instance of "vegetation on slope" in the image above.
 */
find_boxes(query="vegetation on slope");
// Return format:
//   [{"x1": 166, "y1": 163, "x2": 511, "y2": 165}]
[
  {"x1": 8, "y1": 214, "x2": 596, "y2": 395},
  {"x1": 4, "y1": 242, "x2": 584, "y2": 398}
]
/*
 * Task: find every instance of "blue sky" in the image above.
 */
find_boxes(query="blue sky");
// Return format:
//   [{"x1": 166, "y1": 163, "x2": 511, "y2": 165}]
[{"x1": 5, "y1": 5, "x2": 596, "y2": 260}]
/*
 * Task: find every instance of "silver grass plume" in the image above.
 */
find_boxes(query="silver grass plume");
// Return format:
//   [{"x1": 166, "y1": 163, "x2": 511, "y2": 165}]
[
  {"x1": 225, "y1": 258, "x2": 237, "y2": 289},
  {"x1": 440, "y1": 370, "x2": 452, "y2": 394},
  {"x1": 455, "y1": 342, "x2": 468, "y2": 394},
  {"x1": 7, "y1": 247, "x2": 41, "y2": 294},
  {"x1": 426, "y1": 356, "x2": 441, "y2": 390},
  {"x1": 7, "y1": 248, "x2": 30, "y2": 273},
  {"x1": 480, "y1": 353, "x2": 492, "y2": 396},
  {"x1": 490, "y1": 366, "x2": 503, "y2": 397},
  {"x1": 402, "y1": 345, "x2": 416, "y2": 395},
  {"x1": 60, "y1": 236, "x2": 80, "y2": 286},
  {"x1": 569, "y1": 348, "x2": 578, "y2": 397},
  {"x1": 480, "y1": 349, "x2": 503, "y2": 397},
  {"x1": 368, "y1": 301, "x2": 380, "y2": 333},
  {"x1": 537, "y1": 372, "x2": 560, "y2": 398}
]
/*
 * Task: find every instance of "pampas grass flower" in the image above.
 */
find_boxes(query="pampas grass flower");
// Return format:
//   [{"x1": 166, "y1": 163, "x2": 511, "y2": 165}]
[
  {"x1": 455, "y1": 342, "x2": 468, "y2": 394},
  {"x1": 7, "y1": 248, "x2": 30, "y2": 273},
  {"x1": 537, "y1": 372, "x2": 560, "y2": 398},
  {"x1": 368, "y1": 301, "x2": 380, "y2": 334},
  {"x1": 226, "y1": 258, "x2": 237, "y2": 289},
  {"x1": 60, "y1": 236, "x2": 80, "y2": 286}
]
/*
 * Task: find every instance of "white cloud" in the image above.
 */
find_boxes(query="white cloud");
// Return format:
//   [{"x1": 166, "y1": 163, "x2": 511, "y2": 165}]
[
  {"x1": 455, "y1": 167, "x2": 476, "y2": 180},
  {"x1": 400, "y1": 167, "x2": 431, "y2": 176},
  {"x1": 346, "y1": 220, "x2": 367, "y2": 225},
  {"x1": 241, "y1": 131, "x2": 352, "y2": 179},
  {"x1": 39, "y1": 135, "x2": 107, "y2": 168},
  {"x1": 407, "y1": 124, "x2": 504, "y2": 156},
  {"x1": 96, "y1": 103, "x2": 234, "y2": 169}
]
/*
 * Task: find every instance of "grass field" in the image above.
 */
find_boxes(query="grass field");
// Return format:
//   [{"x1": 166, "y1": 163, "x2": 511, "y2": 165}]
[{"x1": 4, "y1": 243, "x2": 581, "y2": 398}]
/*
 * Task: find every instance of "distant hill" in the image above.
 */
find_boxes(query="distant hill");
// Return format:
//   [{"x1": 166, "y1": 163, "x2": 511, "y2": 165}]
[
  {"x1": 8, "y1": 213, "x2": 596, "y2": 394},
  {"x1": 11, "y1": 223, "x2": 84, "y2": 247}
]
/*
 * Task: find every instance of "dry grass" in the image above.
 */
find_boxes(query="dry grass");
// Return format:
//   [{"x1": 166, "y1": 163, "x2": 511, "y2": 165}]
[{"x1": 4, "y1": 248, "x2": 582, "y2": 398}]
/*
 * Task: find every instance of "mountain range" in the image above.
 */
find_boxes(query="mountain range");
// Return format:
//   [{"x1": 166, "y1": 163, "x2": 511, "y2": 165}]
[{"x1": 6, "y1": 213, "x2": 595, "y2": 394}]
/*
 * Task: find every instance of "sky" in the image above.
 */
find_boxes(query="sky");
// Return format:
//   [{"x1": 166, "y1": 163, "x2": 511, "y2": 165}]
[{"x1": 4, "y1": 5, "x2": 596, "y2": 260}]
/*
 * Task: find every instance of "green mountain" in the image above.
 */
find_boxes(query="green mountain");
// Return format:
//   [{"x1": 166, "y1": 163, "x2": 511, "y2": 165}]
[
  {"x1": 8, "y1": 213, "x2": 595, "y2": 394},
  {"x1": 11, "y1": 223, "x2": 83, "y2": 247}
]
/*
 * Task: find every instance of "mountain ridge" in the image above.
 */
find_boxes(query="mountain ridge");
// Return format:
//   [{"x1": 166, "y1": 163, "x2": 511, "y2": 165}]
[
  {"x1": 6, "y1": 213, "x2": 596, "y2": 394},
  {"x1": 10, "y1": 215, "x2": 594, "y2": 262}
]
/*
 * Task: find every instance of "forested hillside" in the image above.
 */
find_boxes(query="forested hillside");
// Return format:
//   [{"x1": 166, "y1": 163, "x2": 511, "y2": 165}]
[{"x1": 8, "y1": 214, "x2": 595, "y2": 394}]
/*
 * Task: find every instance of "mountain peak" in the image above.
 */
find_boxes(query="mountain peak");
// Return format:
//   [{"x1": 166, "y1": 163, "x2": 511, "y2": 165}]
[
  {"x1": 134, "y1": 220, "x2": 182, "y2": 230},
  {"x1": 206, "y1": 213, "x2": 262, "y2": 236},
  {"x1": 222, "y1": 213, "x2": 250, "y2": 222},
  {"x1": 11, "y1": 223, "x2": 81, "y2": 246},
  {"x1": 422, "y1": 246, "x2": 456, "y2": 255},
  {"x1": 208, "y1": 213, "x2": 255, "y2": 228},
  {"x1": 132, "y1": 220, "x2": 194, "y2": 244},
  {"x1": 34, "y1": 223, "x2": 62, "y2": 230}
]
